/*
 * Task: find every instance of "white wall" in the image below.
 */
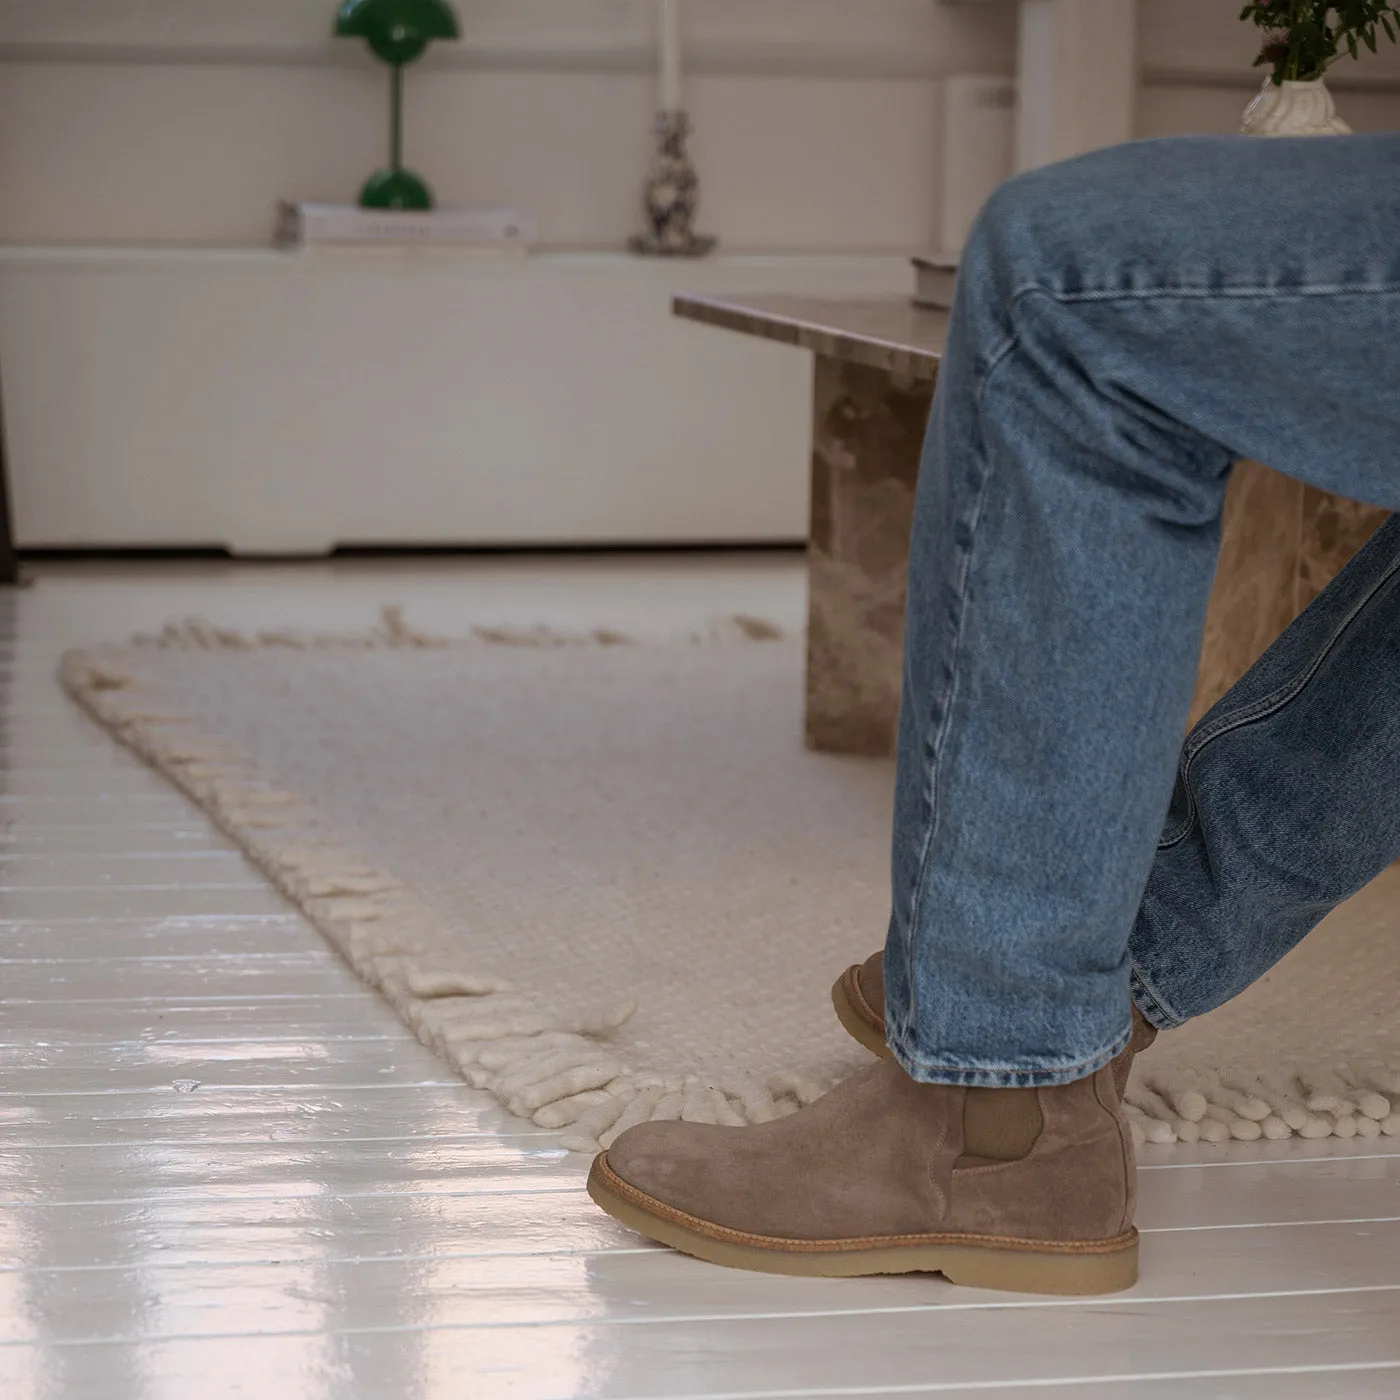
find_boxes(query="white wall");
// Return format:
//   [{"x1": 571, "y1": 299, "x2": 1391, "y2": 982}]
[
  {"x1": 1139, "y1": 0, "x2": 1400, "y2": 137},
  {"x1": 0, "y1": 249, "x2": 915, "y2": 552},
  {"x1": 5, "y1": 2, "x2": 1400, "y2": 253},
  {"x1": 5, "y1": 2, "x2": 1400, "y2": 552},
  {"x1": 0, "y1": 0, "x2": 1018, "y2": 253}
]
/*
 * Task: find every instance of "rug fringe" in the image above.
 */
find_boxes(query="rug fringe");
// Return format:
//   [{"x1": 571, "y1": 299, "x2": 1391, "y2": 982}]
[
  {"x1": 58, "y1": 609, "x2": 816, "y2": 1153},
  {"x1": 126, "y1": 605, "x2": 789, "y2": 655},
  {"x1": 58, "y1": 612, "x2": 1397, "y2": 1152}
]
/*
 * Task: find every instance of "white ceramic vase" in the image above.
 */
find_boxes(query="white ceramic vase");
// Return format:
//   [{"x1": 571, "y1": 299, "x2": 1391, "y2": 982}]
[{"x1": 1240, "y1": 77, "x2": 1352, "y2": 137}]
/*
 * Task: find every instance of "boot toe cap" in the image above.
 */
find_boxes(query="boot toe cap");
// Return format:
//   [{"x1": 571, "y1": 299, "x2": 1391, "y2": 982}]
[{"x1": 606, "y1": 1120, "x2": 727, "y2": 1206}]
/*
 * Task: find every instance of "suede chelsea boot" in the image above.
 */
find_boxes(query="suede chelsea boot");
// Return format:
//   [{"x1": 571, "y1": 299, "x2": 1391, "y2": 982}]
[
  {"x1": 833, "y1": 951, "x2": 1159, "y2": 1098},
  {"x1": 588, "y1": 1054, "x2": 1140, "y2": 1296}
]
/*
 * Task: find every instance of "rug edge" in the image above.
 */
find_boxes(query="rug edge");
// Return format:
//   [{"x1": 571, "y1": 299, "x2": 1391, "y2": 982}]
[
  {"x1": 56, "y1": 612, "x2": 822, "y2": 1154},
  {"x1": 57, "y1": 617, "x2": 1400, "y2": 1151}
]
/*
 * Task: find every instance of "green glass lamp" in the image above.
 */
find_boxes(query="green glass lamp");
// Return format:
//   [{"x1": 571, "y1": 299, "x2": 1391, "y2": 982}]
[{"x1": 334, "y1": 0, "x2": 460, "y2": 210}]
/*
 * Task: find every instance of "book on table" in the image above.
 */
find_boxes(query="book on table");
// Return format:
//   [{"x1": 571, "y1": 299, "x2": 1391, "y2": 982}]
[{"x1": 911, "y1": 255, "x2": 959, "y2": 309}]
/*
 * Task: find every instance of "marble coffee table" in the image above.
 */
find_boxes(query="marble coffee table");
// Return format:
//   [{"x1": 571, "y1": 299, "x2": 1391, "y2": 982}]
[{"x1": 674, "y1": 293, "x2": 1388, "y2": 758}]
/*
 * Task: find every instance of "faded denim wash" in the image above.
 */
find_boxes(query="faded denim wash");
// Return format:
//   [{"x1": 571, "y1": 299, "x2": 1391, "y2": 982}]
[{"x1": 884, "y1": 134, "x2": 1400, "y2": 1088}]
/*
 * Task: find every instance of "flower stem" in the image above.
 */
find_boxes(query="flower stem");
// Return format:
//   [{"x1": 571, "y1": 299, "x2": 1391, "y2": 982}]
[{"x1": 1287, "y1": 0, "x2": 1305, "y2": 80}]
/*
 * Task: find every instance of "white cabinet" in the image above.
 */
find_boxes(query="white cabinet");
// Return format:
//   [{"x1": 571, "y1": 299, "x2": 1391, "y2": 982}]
[{"x1": 0, "y1": 249, "x2": 911, "y2": 553}]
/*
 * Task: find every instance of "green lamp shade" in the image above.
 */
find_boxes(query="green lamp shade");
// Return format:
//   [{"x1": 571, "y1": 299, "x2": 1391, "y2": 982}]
[{"x1": 335, "y1": 0, "x2": 459, "y2": 66}]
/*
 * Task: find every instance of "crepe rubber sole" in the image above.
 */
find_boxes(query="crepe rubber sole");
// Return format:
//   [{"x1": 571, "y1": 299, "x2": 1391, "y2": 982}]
[
  {"x1": 588, "y1": 1154, "x2": 1140, "y2": 1295},
  {"x1": 830, "y1": 963, "x2": 895, "y2": 1060}
]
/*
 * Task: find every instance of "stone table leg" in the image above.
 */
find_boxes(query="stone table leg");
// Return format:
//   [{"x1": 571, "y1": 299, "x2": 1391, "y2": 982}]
[
  {"x1": 1190, "y1": 462, "x2": 1389, "y2": 727},
  {"x1": 804, "y1": 365, "x2": 1388, "y2": 756},
  {"x1": 805, "y1": 354, "x2": 934, "y2": 756},
  {"x1": 1190, "y1": 461, "x2": 1306, "y2": 726}
]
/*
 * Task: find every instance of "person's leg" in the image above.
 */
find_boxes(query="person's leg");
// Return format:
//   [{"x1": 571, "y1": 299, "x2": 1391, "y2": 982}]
[
  {"x1": 1131, "y1": 510, "x2": 1400, "y2": 1027},
  {"x1": 838, "y1": 510, "x2": 1400, "y2": 1048},
  {"x1": 589, "y1": 133, "x2": 1400, "y2": 1293},
  {"x1": 886, "y1": 133, "x2": 1400, "y2": 1088}
]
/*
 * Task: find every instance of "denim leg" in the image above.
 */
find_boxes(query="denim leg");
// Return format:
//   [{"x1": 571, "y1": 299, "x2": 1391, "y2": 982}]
[
  {"x1": 885, "y1": 133, "x2": 1400, "y2": 1088},
  {"x1": 1130, "y1": 511, "x2": 1400, "y2": 1029}
]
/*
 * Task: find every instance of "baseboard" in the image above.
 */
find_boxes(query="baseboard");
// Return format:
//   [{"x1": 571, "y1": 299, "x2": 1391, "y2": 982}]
[{"x1": 21, "y1": 541, "x2": 808, "y2": 564}]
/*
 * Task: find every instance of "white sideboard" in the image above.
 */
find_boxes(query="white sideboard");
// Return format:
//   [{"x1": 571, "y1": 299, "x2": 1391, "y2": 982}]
[{"x1": 0, "y1": 250, "x2": 912, "y2": 554}]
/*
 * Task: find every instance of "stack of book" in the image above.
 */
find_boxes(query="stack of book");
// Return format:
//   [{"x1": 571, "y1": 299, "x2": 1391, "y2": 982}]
[
  {"x1": 911, "y1": 254, "x2": 959, "y2": 310},
  {"x1": 275, "y1": 202, "x2": 538, "y2": 252}
]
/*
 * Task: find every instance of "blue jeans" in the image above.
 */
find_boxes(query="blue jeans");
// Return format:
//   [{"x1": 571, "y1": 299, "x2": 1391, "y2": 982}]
[{"x1": 884, "y1": 133, "x2": 1400, "y2": 1089}]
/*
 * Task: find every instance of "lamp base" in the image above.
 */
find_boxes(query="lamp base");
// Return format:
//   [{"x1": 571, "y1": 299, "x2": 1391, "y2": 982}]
[{"x1": 359, "y1": 167, "x2": 434, "y2": 211}]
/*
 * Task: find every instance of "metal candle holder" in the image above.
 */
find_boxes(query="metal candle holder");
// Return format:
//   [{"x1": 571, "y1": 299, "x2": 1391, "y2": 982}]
[{"x1": 630, "y1": 110, "x2": 717, "y2": 258}]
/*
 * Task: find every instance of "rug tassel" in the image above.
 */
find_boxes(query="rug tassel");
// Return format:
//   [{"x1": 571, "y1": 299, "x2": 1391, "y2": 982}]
[
  {"x1": 403, "y1": 969, "x2": 514, "y2": 999},
  {"x1": 561, "y1": 1086, "x2": 641, "y2": 1152},
  {"x1": 533, "y1": 1089, "x2": 614, "y2": 1130},
  {"x1": 1123, "y1": 1102, "x2": 1176, "y2": 1145},
  {"x1": 509, "y1": 1064, "x2": 626, "y2": 1117},
  {"x1": 493, "y1": 1047, "x2": 611, "y2": 1101},
  {"x1": 1130, "y1": 1088, "x2": 1199, "y2": 1144},
  {"x1": 720, "y1": 1076, "x2": 783, "y2": 1125},
  {"x1": 600, "y1": 1085, "x2": 668, "y2": 1148}
]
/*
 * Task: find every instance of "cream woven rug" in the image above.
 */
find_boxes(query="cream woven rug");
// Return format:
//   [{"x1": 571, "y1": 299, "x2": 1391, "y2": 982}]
[{"x1": 62, "y1": 611, "x2": 1399, "y2": 1151}]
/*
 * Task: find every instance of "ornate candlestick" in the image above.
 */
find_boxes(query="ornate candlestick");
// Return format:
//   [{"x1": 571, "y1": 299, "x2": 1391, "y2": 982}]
[
  {"x1": 630, "y1": 1, "x2": 714, "y2": 256},
  {"x1": 630, "y1": 110, "x2": 717, "y2": 258}
]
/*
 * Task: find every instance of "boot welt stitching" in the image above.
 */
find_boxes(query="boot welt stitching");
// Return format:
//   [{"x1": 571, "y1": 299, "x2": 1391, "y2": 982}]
[{"x1": 592, "y1": 1155, "x2": 1138, "y2": 1257}]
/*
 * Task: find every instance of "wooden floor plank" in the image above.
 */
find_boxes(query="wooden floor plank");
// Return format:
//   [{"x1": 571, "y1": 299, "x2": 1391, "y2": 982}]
[
  {"x1": 1, "y1": 561, "x2": 1395, "y2": 1399},
  {"x1": 0, "y1": 1291, "x2": 1396, "y2": 1400},
  {"x1": 1, "y1": 1219, "x2": 1397, "y2": 1340}
]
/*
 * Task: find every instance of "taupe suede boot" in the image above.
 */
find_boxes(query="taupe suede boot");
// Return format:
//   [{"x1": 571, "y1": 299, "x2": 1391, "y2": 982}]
[
  {"x1": 833, "y1": 951, "x2": 1158, "y2": 1098},
  {"x1": 589, "y1": 1055, "x2": 1139, "y2": 1295}
]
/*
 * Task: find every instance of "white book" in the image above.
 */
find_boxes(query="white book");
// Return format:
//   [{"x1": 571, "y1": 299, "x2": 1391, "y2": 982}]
[
  {"x1": 911, "y1": 254, "x2": 959, "y2": 310},
  {"x1": 276, "y1": 202, "x2": 538, "y2": 251}
]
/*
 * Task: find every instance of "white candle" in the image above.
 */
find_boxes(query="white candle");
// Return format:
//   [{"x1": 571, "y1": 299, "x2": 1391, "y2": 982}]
[{"x1": 658, "y1": 0, "x2": 683, "y2": 112}]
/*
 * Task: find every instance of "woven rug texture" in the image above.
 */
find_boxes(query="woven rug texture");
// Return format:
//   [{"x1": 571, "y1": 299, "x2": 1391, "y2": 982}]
[{"x1": 61, "y1": 613, "x2": 1400, "y2": 1151}]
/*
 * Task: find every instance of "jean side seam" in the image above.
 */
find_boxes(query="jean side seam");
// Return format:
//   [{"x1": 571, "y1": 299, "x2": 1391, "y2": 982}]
[{"x1": 902, "y1": 330, "x2": 1020, "y2": 972}]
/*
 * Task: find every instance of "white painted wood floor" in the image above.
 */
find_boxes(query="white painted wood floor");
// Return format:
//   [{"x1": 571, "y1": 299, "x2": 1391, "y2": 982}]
[{"x1": 1, "y1": 558, "x2": 1397, "y2": 1400}]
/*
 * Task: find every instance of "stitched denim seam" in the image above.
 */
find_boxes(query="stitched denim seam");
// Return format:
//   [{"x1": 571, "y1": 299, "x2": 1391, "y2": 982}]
[
  {"x1": 1155, "y1": 792, "x2": 1199, "y2": 853},
  {"x1": 1157, "y1": 545, "x2": 1400, "y2": 851},
  {"x1": 904, "y1": 328, "x2": 1021, "y2": 961},
  {"x1": 904, "y1": 1040, "x2": 1127, "y2": 1076},
  {"x1": 1129, "y1": 966, "x2": 1184, "y2": 1031},
  {"x1": 1014, "y1": 282, "x2": 1400, "y2": 308},
  {"x1": 895, "y1": 1025, "x2": 1131, "y2": 1082}
]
